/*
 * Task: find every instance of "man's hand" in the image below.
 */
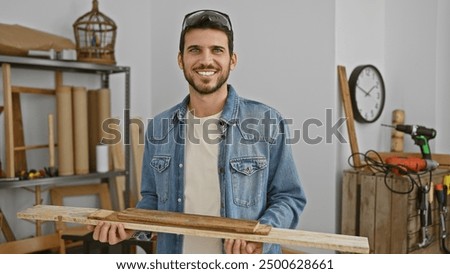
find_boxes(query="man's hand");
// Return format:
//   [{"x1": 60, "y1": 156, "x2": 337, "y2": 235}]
[
  {"x1": 87, "y1": 222, "x2": 133, "y2": 245},
  {"x1": 224, "y1": 239, "x2": 263, "y2": 254}
]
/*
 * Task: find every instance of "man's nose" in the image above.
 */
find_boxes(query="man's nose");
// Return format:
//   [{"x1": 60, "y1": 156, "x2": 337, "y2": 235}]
[{"x1": 199, "y1": 50, "x2": 214, "y2": 64}]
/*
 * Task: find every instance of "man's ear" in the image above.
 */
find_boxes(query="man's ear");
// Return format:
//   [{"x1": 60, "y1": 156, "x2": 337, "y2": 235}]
[
  {"x1": 230, "y1": 52, "x2": 238, "y2": 71},
  {"x1": 177, "y1": 52, "x2": 183, "y2": 69}
]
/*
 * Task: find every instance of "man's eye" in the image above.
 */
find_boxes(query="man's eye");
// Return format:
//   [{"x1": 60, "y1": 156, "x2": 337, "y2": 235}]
[
  {"x1": 213, "y1": 48, "x2": 224, "y2": 54},
  {"x1": 188, "y1": 48, "x2": 200, "y2": 53}
]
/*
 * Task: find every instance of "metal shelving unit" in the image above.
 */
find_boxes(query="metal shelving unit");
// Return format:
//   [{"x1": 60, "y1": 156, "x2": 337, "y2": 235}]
[{"x1": 0, "y1": 54, "x2": 131, "y2": 208}]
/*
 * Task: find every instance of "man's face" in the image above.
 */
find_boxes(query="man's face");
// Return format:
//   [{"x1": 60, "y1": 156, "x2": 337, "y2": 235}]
[{"x1": 178, "y1": 28, "x2": 237, "y2": 95}]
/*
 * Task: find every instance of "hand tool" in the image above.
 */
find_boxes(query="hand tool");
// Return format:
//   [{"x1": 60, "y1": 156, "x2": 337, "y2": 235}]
[
  {"x1": 385, "y1": 156, "x2": 439, "y2": 175},
  {"x1": 28, "y1": 49, "x2": 56, "y2": 59},
  {"x1": 435, "y1": 183, "x2": 450, "y2": 253},
  {"x1": 382, "y1": 124, "x2": 436, "y2": 159},
  {"x1": 417, "y1": 185, "x2": 433, "y2": 248},
  {"x1": 444, "y1": 175, "x2": 450, "y2": 195},
  {"x1": 27, "y1": 49, "x2": 77, "y2": 61}
]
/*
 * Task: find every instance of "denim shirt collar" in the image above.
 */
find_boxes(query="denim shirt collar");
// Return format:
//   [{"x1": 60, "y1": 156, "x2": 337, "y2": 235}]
[{"x1": 172, "y1": 84, "x2": 240, "y2": 125}]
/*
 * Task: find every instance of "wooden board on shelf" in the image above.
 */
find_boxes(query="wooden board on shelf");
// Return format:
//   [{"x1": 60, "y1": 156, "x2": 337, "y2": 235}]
[
  {"x1": 0, "y1": 209, "x2": 16, "y2": 242},
  {"x1": 17, "y1": 205, "x2": 370, "y2": 254}
]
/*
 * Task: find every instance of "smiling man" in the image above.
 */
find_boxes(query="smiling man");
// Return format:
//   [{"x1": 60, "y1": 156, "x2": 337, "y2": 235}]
[{"x1": 91, "y1": 9, "x2": 307, "y2": 254}]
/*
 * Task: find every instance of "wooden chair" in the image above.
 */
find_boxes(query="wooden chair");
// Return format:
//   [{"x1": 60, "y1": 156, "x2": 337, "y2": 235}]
[
  {"x1": 50, "y1": 183, "x2": 154, "y2": 254},
  {"x1": 50, "y1": 183, "x2": 112, "y2": 253}
]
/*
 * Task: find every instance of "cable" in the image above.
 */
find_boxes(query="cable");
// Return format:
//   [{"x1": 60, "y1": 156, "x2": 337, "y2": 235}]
[{"x1": 347, "y1": 150, "x2": 433, "y2": 195}]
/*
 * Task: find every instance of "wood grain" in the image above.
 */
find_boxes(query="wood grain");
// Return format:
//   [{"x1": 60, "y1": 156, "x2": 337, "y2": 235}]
[
  {"x1": 2, "y1": 64, "x2": 15, "y2": 177},
  {"x1": 338, "y1": 65, "x2": 362, "y2": 168},
  {"x1": 100, "y1": 207, "x2": 271, "y2": 235},
  {"x1": 17, "y1": 205, "x2": 370, "y2": 254},
  {"x1": 0, "y1": 209, "x2": 16, "y2": 242},
  {"x1": 12, "y1": 92, "x2": 27, "y2": 173}
]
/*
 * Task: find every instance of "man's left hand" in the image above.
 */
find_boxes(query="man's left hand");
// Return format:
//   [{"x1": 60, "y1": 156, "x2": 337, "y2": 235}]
[{"x1": 224, "y1": 239, "x2": 263, "y2": 254}]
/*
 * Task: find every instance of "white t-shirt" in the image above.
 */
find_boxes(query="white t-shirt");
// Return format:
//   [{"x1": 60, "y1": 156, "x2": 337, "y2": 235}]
[{"x1": 182, "y1": 110, "x2": 223, "y2": 253}]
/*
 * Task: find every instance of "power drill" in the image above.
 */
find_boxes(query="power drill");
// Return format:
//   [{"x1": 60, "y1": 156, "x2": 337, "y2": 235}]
[
  {"x1": 382, "y1": 124, "x2": 436, "y2": 159},
  {"x1": 385, "y1": 156, "x2": 439, "y2": 175}
]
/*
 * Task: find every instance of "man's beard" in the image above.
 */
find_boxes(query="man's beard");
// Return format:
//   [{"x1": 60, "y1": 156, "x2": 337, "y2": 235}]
[{"x1": 183, "y1": 63, "x2": 231, "y2": 95}]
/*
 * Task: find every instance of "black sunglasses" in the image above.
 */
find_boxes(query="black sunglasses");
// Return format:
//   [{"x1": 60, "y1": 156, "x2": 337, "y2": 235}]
[{"x1": 182, "y1": 10, "x2": 232, "y2": 32}]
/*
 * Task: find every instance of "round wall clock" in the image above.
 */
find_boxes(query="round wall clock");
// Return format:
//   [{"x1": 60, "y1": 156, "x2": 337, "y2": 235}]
[{"x1": 348, "y1": 64, "x2": 386, "y2": 123}]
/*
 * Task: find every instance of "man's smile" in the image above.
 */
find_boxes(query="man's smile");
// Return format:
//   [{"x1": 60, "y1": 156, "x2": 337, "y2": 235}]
[{"x1": 196, "y1": 70, "x2": 217, "y2": 77}]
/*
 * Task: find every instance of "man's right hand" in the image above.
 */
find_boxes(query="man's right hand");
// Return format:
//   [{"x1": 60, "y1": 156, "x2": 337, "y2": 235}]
[{"x1": 87, "y1": 222, "x2": 134, "y2": 245}]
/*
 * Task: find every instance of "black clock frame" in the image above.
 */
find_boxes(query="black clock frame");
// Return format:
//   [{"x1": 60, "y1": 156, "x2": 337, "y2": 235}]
[{"x1": 348, "y1": 64, "x2": 386, "y2": 123}]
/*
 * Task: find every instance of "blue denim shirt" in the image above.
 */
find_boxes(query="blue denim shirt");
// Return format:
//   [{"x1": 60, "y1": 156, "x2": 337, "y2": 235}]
[{"x1": 136, "y1": 85, "x2": 307, "y2": 253}]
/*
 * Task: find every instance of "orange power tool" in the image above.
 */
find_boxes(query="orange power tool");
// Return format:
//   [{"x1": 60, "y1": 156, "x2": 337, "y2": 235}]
[{"x1": 385, "y1": 157, "x2": 439, "y2": 175}]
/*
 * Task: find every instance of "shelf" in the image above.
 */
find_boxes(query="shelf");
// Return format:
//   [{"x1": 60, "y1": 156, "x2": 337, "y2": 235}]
[
  {"x1": 0, "y1": 170, "x2": 126, "y2": 189},
  {"x1": 1, "y1": 54, "x2": 131, "y2": 207},
  {"x1": 0, "y1": 54, "x2": 129, "y2": 74}
]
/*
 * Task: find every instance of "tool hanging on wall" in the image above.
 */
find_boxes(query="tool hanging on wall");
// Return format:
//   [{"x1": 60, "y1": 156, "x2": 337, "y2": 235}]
[
  {"x1": 435, "y1": 183, "x2": 450, "y2": 253},
  {"x1": 417, "y1": 185, "x2": 433, "y2": 248}
]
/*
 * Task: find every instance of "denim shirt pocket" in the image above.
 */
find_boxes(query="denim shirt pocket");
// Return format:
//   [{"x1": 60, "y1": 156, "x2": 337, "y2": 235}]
[
  {"x1": 229, "y1": 156, "x2": 267, "y2": 207},
  {"x1": 150, "y1": 155, "x2": 171, "y2": 203}
]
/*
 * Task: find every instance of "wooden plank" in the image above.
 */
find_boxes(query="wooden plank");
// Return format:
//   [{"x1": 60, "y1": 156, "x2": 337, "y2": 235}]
[
  {"x1": 14, "y1": 144, "x2": 51, "y2": 151},
  {"x1": 110, "y1": 122, "x2": 125, "y2": 210},
  {"x1": 102, "y1": 207, "x2": 271, "y2": 235},
  {"x1": 11, "y1": 86, "x2": 55, "y2": 95},
  {"x1": 131, "y1": 118, "x2": 145, "y2": 203},
  {"x1": 359, "y1": 174, "x2": 376, "y2": 253},
  {"x1": 2, "y1": 64, "x2": 15, "y2": 177},
  {"x1": 0, "y1": 233, "x2": 60, "y2": 254},
  {"x1": 0, "y1": 209, "x2": 16, "y2": 241},
  {"x1": 337, "y1": 66, "x2": 362, "y2": 168},
  {"x1": 35, "y1": 186, "x2": 42, "y2": 236},
  {"x1": 87, "y1": 89, "x2": 100, "y2": 172},
  {"x1": 390, "y1": 176, "x2": 409, "y2": 253},
  {"x1": 12, "y1": 92, "x2": 27, "y2": 173},
  {"x1": 341, "y1": 170, "x2": 358, "y2": 236},
  {"x1": 17, "y1": 205, "x2": 370, "y2": 254},
  {"x1": 374, "y1": 176, "x2": 391, "y2": 253}
]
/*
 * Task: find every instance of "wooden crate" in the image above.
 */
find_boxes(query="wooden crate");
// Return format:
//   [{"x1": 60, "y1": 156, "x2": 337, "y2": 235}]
[{"x1": 341, "y1": 169, "x2": 450, "y2": 253}]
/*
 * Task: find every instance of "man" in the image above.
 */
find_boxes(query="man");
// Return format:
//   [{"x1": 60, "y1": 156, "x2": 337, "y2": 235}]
[{"x1": 90, "y1": 9, "x2": 306, "y2": 254}]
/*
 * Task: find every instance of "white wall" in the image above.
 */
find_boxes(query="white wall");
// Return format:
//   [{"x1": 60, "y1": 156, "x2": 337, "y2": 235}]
[
  {"x1": 386, "y1": 0, "x2": 439, "y2": 154},
  {"x1": 436, "y1": 0, "x2": 450, "y2": 154},
  {"x1": 0, "y1": 0, "x2": 449, "y2": 254}
]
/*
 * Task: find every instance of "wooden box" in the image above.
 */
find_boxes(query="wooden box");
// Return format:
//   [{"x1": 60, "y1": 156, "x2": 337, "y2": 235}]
[{"x1": 341, "y1": 169, "x2": 450, "y2": 253}]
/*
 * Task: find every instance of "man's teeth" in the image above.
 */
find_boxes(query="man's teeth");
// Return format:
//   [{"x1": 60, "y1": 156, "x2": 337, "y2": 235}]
[{"x1": 198, "y1": 71, "x2": 215, "y2": 76}]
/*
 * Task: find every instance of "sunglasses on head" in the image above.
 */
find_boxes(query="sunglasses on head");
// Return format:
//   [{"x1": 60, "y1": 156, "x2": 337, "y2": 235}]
[{"x1": 182, "y1": 10, "x2": 232, "y2": 32}]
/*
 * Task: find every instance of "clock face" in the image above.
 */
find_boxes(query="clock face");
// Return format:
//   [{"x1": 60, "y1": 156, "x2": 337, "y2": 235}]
[{"x1": 349, "y1": 65, "x2": 385, "y2": 123}]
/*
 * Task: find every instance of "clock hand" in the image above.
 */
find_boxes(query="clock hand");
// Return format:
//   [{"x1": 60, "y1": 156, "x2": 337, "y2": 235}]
[
  {"x1": 365, "y1": 85, "x2": 377, "y2": 97},
  {"x1": 356, "y1": 85, "x2": 370, "y2": 96}
]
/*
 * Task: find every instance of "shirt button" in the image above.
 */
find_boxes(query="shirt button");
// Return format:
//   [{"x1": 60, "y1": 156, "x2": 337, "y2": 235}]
[
  {"x1": 179, "y1": 163, "x2": 183, "y2": 168},
  {"x1": 177, "y1": 198, "x2": 182, "y2": 203}
]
